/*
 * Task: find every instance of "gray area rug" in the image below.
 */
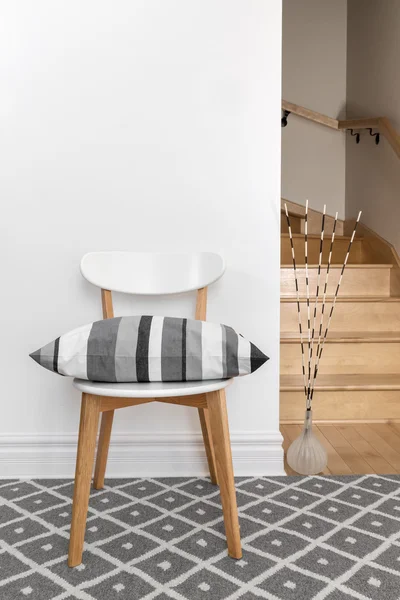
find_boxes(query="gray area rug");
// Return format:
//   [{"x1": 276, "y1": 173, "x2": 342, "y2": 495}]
[{"x1": 1, "y1": 475, "x2": 400, "y2": 599}]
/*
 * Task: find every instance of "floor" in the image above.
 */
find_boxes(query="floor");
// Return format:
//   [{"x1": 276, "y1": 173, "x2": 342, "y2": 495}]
[
  {"x1": 2, "y1": 475, "x2": 400, "y2": 599},
  {"x1": 281, "y1": 423, "x2": 400, "y2": 476}
]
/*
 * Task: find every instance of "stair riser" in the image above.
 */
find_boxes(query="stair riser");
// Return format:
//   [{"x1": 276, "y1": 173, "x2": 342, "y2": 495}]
[
  {"x1": 281, "y1": 267, "x2": 391, "y2": 297},
  {"x1": 281, "y1": 342, "x2": 400, "y2": 375},
  {"x1": 281, "y1": 237, "x2": 363, "y2": 265},
  {"x1": 281, "y1": 205, "x2": 344, "y2": 236},
  {"x1": 281, "y1": 217, "x2": 302, "y2": 234},
  {"x1": 281, "y1": 301, "x2": 400, "y2": 332},
  {"x1": 298, "y1": 220, "x2": 343, "y2": 237},
  {"x1": 281, "y1": 390, "x2": 400, "y2": 422}
]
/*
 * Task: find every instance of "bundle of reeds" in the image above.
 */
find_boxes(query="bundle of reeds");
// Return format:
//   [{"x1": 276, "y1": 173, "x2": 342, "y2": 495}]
[{"x1": 284, "y1": 202, "x2": 362, "y2": 474}]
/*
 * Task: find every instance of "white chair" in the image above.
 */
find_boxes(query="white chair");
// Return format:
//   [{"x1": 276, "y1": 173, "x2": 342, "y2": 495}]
[{"x1": 68, "y1": 251, "x2": 242, "y2": 567}]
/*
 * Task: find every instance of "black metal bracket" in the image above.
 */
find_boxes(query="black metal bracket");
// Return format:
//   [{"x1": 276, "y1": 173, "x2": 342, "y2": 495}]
[
  {"x1": 281, "y1": 110, "x2": 290, "y2": 128},
  {"x1": 348, "y1": 129, "x2": 360, "y2": 144},
  {"x1": 368, "y1": 128, "x2": 380, "y2": 145},
  {"x1": 347, "y1": 127, "x2": 381, "y2": 145}
]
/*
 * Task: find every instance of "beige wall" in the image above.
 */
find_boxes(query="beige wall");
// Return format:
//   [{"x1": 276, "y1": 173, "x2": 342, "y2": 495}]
[
  {"x1": 282, "y1": 0, "x2": 347, "y2": 217},
  {"x1": 346, "y1": 0, "x2": 400, "y2": 252}
]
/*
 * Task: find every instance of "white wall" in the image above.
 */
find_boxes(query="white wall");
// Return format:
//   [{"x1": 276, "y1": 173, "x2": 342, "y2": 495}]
[
  {"x1": 346, "y1": 0, "x2": 400, "y2": 252},
  {"x1": 0, "y1": 1, "x2": 283, "y2": 477},
  {"x1": 282, "y1": 0, "x2": 347, "y2": 217}
]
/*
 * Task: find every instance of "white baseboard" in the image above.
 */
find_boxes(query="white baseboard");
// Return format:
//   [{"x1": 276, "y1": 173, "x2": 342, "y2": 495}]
[{"x1": 0, "y1": 431, "x2": 284, "y2": 479}]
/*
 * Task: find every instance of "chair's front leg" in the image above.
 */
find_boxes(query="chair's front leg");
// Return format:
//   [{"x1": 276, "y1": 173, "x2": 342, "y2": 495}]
[
  {"x1": 68, "y1": 393, "x2": 100, "y2": 567},
  {"x1": 93, "y1": 410, "x2": 114, "y2": 490},
  {"x1": 198, "y1": 407, "x2": 218, "y2": 485},
  {"x1": 207, "y1": 389, "x2": 242, "y2": 559}
]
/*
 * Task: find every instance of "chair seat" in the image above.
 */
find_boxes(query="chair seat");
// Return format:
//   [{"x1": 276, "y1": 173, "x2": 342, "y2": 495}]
[{"x1": 73, "y1": 378, "x2": 233, "y2": 398}]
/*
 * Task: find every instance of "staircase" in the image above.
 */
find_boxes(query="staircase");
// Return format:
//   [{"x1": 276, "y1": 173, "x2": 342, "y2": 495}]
[{"x1": 280, "y1": 202, "x2": 400, "y2": 425}]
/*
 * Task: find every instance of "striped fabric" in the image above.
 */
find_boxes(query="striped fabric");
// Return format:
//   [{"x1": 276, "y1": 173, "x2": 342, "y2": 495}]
[{"x1": 30, "y1": 316, "x2": 268, "y2": 382}]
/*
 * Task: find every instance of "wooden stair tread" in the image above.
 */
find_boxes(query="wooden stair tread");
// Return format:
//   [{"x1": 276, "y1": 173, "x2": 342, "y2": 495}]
[
  {"x1": 281, "y1": 264, "x2": 393, "y2": 269},
  {"x1": 281, "y1": 331, "x2": 400, "y2": 343},
  {"x1": 281, "y1": 232, "x2": 359, "y2": 241},
  {"x1": 281, "y1": 374, "x2": 400, "y2": 391},
  {"x1": 281, "y1": 296, "x2": 400, "y2": 303}
]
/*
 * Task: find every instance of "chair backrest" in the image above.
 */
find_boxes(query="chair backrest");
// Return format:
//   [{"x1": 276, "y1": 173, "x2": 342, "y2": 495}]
[{"x1": 80, "y1": 251, "x2": 225, "y2": 320}]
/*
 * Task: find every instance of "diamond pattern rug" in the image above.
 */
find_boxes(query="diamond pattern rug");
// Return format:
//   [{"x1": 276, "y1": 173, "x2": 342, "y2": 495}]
[{"x1": 1, "y1": 475, "x2": 400, "y2": 599}]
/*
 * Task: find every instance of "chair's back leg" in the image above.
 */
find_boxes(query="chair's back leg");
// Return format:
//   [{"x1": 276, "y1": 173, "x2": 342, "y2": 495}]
[
  {"x1": 198, "y1": 407, "x2": 218, "y2": 485},
  {"x1": 68, "y1": 393, "x2": 100, "y2": 567},
  {"x1": 207, "y1": 389, "x2": 242, "y2": 559},
  {"x1": 93, "y1": 410, "x2": 114, "y2": 490},
  {"x1": 195, "y1": 287, "x2": 219, "y2": 484},
  {"x1": 92, "y1": 290, "x2": 116, "y2": 491}
]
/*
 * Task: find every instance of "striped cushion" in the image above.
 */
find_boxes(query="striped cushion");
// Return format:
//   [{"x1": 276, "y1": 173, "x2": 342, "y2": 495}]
[{"x1": 30, "y1": 316, "x2": 268, "y2": 382}]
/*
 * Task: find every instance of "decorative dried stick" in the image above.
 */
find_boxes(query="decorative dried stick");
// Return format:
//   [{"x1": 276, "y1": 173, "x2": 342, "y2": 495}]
[
  {"x1": 307, "y1": 205, "x2": 326, "y2": 400},
  {"x1": 310, "y1": 211, "x2": 362, "y2": 402},
  {"x1": 308, "y1": 211, "x2": 338, "y2": 408},
  {"x1": 284, "y1": 204, "x2": 307, "y2": 397},
  {"x1": 304, "y1": 200, "x2": 312, "y2": 399}
]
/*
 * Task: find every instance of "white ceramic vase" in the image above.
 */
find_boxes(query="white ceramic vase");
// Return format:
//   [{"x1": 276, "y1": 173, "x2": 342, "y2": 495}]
[{"x1": 287, "y1": 409, "x2": 328, "y2": 475}]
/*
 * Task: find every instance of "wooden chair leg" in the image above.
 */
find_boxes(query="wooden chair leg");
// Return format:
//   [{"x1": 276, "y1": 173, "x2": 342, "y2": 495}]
[
  {"x1": 198, "y1": 407, "x2": 218, "y2": 485},
  {"x1": 93, "y1": 410, "x2": 114, "y2": 490},
  {"x1": 207, "y1": 389, "x2": 242, "y2": 559},
  {"x1": 68, "y1": 393, "x2": 100, "y2": 567}
]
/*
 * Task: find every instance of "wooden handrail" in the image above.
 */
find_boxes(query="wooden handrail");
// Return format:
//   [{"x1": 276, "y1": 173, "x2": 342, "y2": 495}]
[
  {"x1": 338, "y1": 117, "x2": 381, "y2": 130},
  {"x1": 282, "y1": 99, "x2": 400, "y2": 161},
  {"x1": 282, "y1": 100, "x2": 339, "y2": 130},
  {"x1": 379, "y1": 117, "x2": 400, "y2": 159}
]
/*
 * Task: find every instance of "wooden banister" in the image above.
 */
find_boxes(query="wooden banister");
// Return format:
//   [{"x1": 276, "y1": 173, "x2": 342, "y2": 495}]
[
  {"x1": 282, "y1": 99, "x2": 400, "y2": 161},
  {"x1": 379, "y1": 117, "x2": 400, "y2": 159},
  {"x1": 282, "y1": 100, "x2": 339, "y2": 130},
  {"x1": 338, "y1": 117, "x2": 381, "y2": 130}
]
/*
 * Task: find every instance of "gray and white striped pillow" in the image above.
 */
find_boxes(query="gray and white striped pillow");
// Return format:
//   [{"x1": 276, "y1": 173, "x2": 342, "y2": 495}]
[{"x1": 30, "y1": 316, "x2": 268, "y2": 382}]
